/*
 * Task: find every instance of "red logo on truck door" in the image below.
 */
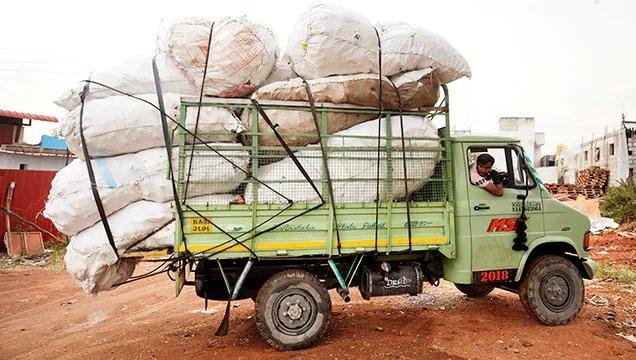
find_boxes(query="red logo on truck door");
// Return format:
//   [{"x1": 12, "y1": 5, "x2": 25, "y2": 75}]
[{"x1": 486, "y1": 218, "x2": 517, "y2": 232}]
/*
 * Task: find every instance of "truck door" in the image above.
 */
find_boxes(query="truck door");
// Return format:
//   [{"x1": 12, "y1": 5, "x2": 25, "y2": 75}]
[{"x1": 465, "y1": 145, "x2": 544, "y2": 282}]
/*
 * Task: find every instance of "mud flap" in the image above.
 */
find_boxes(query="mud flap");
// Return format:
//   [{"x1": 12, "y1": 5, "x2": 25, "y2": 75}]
[{"x1": 174, "y1": 261, "x2": 188, "y2": 297}]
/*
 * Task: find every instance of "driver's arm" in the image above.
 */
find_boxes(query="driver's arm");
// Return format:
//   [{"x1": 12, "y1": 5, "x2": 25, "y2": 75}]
[{"x1": 483, "y1": 182, "x2": 504, "y2": 197}]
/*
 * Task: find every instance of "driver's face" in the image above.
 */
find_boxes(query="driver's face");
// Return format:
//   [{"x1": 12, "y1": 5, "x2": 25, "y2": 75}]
[{"x1": 477, "y1": 163, "x2": 492, "y2": 177}]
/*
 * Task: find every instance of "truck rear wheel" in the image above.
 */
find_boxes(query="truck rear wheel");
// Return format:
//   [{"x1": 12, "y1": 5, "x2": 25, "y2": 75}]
[
  {"x1": 455, "y1": 283, "x2": 495, "y2": 298},
  {"x1": 519, "y1": 255, "x2": 584, "y2": 325},
  {"x1": 255, "y1": 269, "x2": 332, "y2": 350}
]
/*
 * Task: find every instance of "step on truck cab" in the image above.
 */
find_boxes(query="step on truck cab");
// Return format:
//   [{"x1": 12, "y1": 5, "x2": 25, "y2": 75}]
[{"x1": 168, "y1": 85, "x2": 596, "y2": 350}]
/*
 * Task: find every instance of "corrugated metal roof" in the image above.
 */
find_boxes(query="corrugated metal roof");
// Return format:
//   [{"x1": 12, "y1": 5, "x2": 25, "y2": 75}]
[
  {"x1": 0, "y1": 144, "x2": 71, "y2": 157},
  {"x1": 0, "y1": 109, "x2": 57, "y2": 122}
]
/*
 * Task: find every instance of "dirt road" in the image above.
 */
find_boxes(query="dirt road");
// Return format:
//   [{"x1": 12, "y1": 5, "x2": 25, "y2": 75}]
[{"x1": 1, "y1": 255, "x2": 634, "y2": 360}]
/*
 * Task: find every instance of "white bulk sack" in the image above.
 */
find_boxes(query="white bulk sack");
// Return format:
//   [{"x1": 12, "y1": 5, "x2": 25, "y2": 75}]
[
  {"x1": 131, "y1": 221, "x2": 176, "y2": 251},
  {"x1": 60, "y1": 93, "x2": 244, "y2": 158},
  {"x1": 54, "y1": 53, "x2": 197, "y2": 111},
  {"x1": 378, "y1": 22, "x2": 471, "y2": 83},
  {"x1": 130, "y1": 194, "x2": 237, "y2": 251},
  {"x1": 286, "y1": 4, "x2": 379, "y2": 79},
  {"x1": 44, "y1": 145, "x2": 249, "y2": 235},
  {"x1": 245, "y1": 116, "x2": 440, "y2": 204},
  {"x1": 243, "y1": 73, "x2": 441, "y2": 148},
  {"x1": 390, "y1": 68, "x2": 440, "y2": 109},
  {"x1": 66, "y1": 194, "x2": 237, "y2": 294},
  {"x1": 243, "y1": 74, "x2": 393, "y2": 148},
  {"x1": 260, "y1": 58, "x2": 297, "y2": 87},
  {"x1": 64, "y1": 200, "x2": 174, "y2": 294},
  {"x1": 161, "y1": 17, "x2": 278, "y2": 97}
]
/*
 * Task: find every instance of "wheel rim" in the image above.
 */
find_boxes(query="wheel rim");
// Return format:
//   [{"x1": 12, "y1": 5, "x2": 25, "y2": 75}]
[
  {"x1": 272, "y1": 287, "x2": 317, "y2": 336},
  {"x1": 539, "y1": 272, "x2": 573, "y2": 312}
]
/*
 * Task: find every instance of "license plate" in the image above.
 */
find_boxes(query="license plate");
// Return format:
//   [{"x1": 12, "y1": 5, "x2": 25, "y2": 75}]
[{"x1": 189, "y1": 217, "x2": 212, "y2": 233}]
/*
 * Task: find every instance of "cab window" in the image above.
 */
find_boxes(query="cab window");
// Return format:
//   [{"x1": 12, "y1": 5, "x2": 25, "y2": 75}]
[{"x1": 468, "y1": 146, "x2": 535, "y2": 189}]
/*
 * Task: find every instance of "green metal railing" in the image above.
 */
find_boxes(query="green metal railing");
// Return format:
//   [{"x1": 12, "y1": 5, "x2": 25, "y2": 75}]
[{"x1": 173, "y1": 84, "x2": 453, "y2": 259}]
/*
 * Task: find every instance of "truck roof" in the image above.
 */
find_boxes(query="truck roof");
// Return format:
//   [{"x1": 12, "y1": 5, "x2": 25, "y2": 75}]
[{"x1": 452, "y1": 135, "x2": 520, "y2": 143}]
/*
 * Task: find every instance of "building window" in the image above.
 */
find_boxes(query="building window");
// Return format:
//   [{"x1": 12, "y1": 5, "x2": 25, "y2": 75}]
[
  {"x1": 595, "y1": 147, "x2": 600, "y2": 162},
  {"x1": 609, "y1": 143, "x2": 615, "y2": 156},
  {"x1": 584, "y1": 151, "x2": 588, "y2": 161},
  {"x1": 19, "y1": 164, "x2": 28, "y2": 170}
]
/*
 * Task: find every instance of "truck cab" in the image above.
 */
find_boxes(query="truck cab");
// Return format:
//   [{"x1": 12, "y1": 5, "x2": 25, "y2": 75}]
[{"x1": 443, "y1": 136, "x2": 596, "y2": 322}]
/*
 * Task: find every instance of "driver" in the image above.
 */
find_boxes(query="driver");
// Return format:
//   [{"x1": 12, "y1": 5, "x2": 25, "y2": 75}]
[{"x1": 470, "y1": 154, "x2": 504, "y2": 197}]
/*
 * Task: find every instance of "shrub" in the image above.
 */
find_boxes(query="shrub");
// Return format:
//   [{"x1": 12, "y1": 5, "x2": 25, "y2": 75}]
[{"x1": 600, "y1": 176, "x2": 636, "y2": 223}]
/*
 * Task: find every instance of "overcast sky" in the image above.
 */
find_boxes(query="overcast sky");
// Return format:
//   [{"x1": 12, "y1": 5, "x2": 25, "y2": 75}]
[{"x1": 1, "y1": 0, "x2": 634, "y2": 153}]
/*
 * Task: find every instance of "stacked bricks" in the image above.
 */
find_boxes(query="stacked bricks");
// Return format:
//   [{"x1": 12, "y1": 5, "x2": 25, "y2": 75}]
[
  {"x1": 575, "y1": 167, "x2": 610, "y2": 199},
  {"x1": 544, "y1": 183, "x2": 578, "y2": 200}
]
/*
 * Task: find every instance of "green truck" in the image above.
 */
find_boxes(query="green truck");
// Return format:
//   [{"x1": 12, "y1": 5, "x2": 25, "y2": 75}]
[{"x1": 168, "y1": 85, "x2": 596, "y2": 350}]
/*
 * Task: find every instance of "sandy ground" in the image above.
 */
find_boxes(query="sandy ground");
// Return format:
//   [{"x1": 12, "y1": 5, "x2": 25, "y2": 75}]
[
  {"x1": 562, "y1": 197, "x2": 602, "y2": 218},
  {"x1": 1, "y1": 235, "x2": 635, "y2": 360}
]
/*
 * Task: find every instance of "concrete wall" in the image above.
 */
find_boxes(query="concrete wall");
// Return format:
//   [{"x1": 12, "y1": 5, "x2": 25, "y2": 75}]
[
  {"x1": 499, "y1": 117, "x2": 543, "y2": 167},
  {"x1": 576, "y1": 129, "x2": 634, "y2": 185},
  {"x1": 556, "y1": 151, "x2": 577, "y2": 184},
  {"x1": 0, "y1": 153, "x2": 68, "y2": 171},
  {"x1": 536, "y1": 166, "x2": 558, "y2": 184}
]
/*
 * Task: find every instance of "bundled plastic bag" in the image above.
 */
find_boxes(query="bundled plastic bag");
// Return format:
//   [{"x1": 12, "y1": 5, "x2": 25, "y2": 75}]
[
  {"x1": 242, "y1": 72, "x2": 440, "y2": 147},
  {"x1": 260, "y1": 58, "x2": 297, "y2": 87},
  {"x1": 286, "y1": 4, "x2": 379, "y2": 79},
  {"x1": 55, "y1": 53, "x2": 197, "y2": 111},
  {"x1": 390, "y1": 68, "x2": 440, "y2": 109},
  {"x1": 65, "y1": 194, "x2": 237, "y2": 294},
  {"x1": 44, "y1": 145, "x2": 249, "y2": 235},
  {"x1": 377, "y1": 22, "x2": 471, "y2": 83},
  {"x1": 64, "y1": 200, "x2": 174, "y2": 294},
  {"x1": 244, "y1": 116, "x2": 440, "y2": 204},
  {"x1": 160, "y1": 17, "x2": 278, "y2": 97},
  {"x1": 60, "y1": 93, "x2": 244, "y2": 158},
  {"x1": 243, "y1": 74, "x2": 389, "y2": 147}
]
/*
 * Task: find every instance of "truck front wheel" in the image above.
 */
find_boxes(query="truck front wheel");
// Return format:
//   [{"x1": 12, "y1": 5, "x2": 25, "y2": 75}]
[
  {"x1": 519, "y1": 255, "x2": 584, "y2": 325},
  {"x1": 255, "y1": 269, "x2": 332, "y2": 350}
]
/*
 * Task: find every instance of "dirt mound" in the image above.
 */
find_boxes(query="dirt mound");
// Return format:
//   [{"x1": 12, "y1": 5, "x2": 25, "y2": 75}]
[{"x1": 562, "y1": 197, "x2": 601, "y2": 218}]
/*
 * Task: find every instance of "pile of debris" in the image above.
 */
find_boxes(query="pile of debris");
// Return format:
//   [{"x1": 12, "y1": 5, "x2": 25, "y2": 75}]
[{"x1": 575, "y1": 167, "x2": 610, "y2": 198}]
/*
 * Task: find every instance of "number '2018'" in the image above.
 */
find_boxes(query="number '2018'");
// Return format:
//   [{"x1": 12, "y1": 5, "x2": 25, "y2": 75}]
[{"x1": 480, "y1": 270, "x2": 509, "y2": 282}]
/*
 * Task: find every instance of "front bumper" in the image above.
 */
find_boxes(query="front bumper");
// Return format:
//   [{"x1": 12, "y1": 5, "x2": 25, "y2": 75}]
[{"x1": 581, "y1": 258, "x2": 598, "y2": 279}]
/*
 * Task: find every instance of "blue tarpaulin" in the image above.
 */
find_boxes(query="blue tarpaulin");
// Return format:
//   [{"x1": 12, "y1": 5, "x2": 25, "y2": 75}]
[{"x1": 39, "y1": 135, "x2": 67, "y2": 150}]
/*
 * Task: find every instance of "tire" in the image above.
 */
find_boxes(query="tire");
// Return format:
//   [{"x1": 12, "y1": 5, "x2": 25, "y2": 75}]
[
  {"x1": 255, "y1": 269, "x2": 332, "y2": 350},
  {"x1": 455, "y1": 283, "x2": 495, "y2": 298},
  {"x1": 519, "y1": 255, "x2": 584, "y2": 325}
]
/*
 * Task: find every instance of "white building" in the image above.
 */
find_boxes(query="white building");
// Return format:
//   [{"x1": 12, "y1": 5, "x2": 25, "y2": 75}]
[
  {"x1": 575, "y1": 123, "x2": 635, "y2": 185},
  {"x1": 0, "y1": 143, "x2": 70, "y2": 171},
  {"x1": 498, "y1": 117, "x2": 545, "y2": 167}
]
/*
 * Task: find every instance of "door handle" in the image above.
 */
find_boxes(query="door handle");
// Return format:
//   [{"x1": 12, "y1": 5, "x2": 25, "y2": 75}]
[{"x1": 474, "y1": 204, "x2": 490, "y2": 211}]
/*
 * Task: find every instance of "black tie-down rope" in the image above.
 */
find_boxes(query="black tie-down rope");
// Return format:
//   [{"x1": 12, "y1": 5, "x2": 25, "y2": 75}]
[
  {"x1": 302, "y1": 80, "x2": 342, "y2": 255},
  {"x1": 77, "y1": 79, "x2": 119, "y2": 259},
  {"x1": 152, "y1": 58, "x2": 189, "y2": 254},
  {"x1": 250, "y1": 99, "x2": 326, "y2": 203},
  {"x1": 373, "y1": 27, "x2": 384, "y2": 252},
  {"x1": 184, "y1": 21, "x2": 215, "y2": 200},
  {"x1": 387, "y1": 80, "x2": 413, "y2": 251}
]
